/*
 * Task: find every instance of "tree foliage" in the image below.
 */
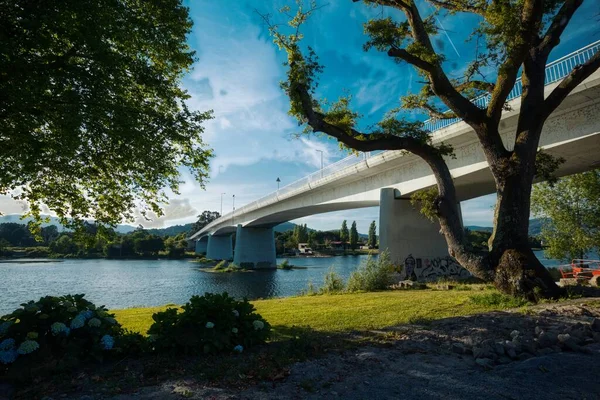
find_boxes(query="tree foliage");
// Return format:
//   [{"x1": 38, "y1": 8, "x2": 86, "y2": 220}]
[
  {"x1": 531, "y1": 169, "x2": 600, "y2": 260},
  {"x1": 0, "y1": 0, "x2": 213, "y2": 230},
  {"x1": 368, "y1": 220, "x2": 377, "y2": 248},
  {"x1": 190, "y1": 211, "x2": 221, "y2": 235},
  {"x1": 261, "y1": 0, "x2": 600, "y2": 299},
  {"x1": 340, "y1": 220, "x2": 349, "y2": 245},
  {"x1": 350, "y1": 221, "x2": 359, "y2": 250}
]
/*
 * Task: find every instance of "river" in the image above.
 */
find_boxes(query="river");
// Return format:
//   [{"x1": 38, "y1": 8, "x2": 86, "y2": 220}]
[{"x1": 0, "y1": 251, "x2": 575, "y2": 315}]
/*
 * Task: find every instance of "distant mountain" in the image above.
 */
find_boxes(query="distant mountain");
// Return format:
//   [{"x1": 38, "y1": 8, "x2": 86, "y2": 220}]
[{"x1": 466, "y1": 218, "x2": 547, "y2": 236}]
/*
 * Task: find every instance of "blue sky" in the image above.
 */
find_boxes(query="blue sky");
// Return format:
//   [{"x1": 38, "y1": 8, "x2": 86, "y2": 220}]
[{"x1": 1, "y1": 0, "x2": 598, "y2": 233}]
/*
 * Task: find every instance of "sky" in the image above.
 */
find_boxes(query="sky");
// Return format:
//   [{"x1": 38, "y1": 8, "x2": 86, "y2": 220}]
[{"x1": 1, "y1": 0, "x2": 598, "y2": 233}]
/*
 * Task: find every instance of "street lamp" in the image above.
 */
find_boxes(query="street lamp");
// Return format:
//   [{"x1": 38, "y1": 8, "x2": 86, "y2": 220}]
[
  {"x1": 220, "y1": 192, "x2": 226, "y2": 215},
  {"x1": 316, "y1": 150, "x2": 324, "y2": 178},
  {"x1": 276, "y1": 177, "x2": 281, "y2": 190},
  {"x1": 232, "y1": 194, "x2": 235, "y2": 225}
]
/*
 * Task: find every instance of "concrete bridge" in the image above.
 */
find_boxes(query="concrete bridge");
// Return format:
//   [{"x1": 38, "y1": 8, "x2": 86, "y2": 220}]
[{"x1": 190, "y1": 41, "x2": 600, "y2": 272}]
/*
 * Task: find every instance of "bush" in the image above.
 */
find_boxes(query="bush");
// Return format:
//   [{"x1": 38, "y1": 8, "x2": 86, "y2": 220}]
[
  {"x1": 0, "y1": 294, "x2": 123, "y2": 380},
  {"x1": 321, "y1": 268, "x2": 345, "y2": 294},
  {"x1": 469, "y1": 293, "x2": 530, "y2": 308},
  {"x1": 147, "y1": 292, "x2": 270, "y2": 355},
  {"x1": 346, "y1": 251, "x2": 395, "y2": 292},
  {"x1": 278, "y1": 259, "x2": 292, "y2": 270}
]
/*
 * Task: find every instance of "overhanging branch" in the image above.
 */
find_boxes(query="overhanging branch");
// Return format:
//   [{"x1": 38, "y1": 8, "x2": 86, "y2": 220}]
[{"x1": 543, "y1": 51, "x2": 600, "y2": 118}]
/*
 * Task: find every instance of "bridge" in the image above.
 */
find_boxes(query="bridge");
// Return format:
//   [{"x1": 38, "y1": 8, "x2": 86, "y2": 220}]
[{"x1": 190, "y1": 41, "x2": 600, "y2": 273}]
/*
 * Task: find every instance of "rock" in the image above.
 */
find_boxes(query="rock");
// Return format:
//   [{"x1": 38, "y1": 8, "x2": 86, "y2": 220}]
[
  {"x1": 538, "y1": 331, "x2": 558, "y2": 348},
  {"x1": 475, "y1": 358, "x2": 495, "y2": 370},
  {"x1": 473, "y1": 345, "x2": 494, "y2": 359},
  {"x1": 451, "y1": 343, "x2": 467, "y2": 355},
  {"x1": 535, "y1": 326, "x2": 542, "y2": 336},
  {"x1": 356, "y1": 351, "x2": 379, "y2": 361},
  {"x1": 497, "y1": 356, "x2": 512, "y2": 364},
  {"x1": 557, "y1": 333, "x2": 571, "y2": 343},
  {"x1": 593, "y1": 333, "x2": 600, "y2": 342},
  {"x1": 510, "y1": 330, "x2": 520, "y2": 339},
  {"x1": 1, "y1": 384, "x2": 15, "y2": 400},
  {"x1": 537, "y1": 347, "x2": 555, "y2": 356},
  {"x1": 558, "y1": 334, "x2": 580, "y2": 351},
  {"x1": 494, "y1": 342, "x2": 505, "y2": 356},
  {"x1": 591, "y1": 318, "x2": 600, "y2": 333}
]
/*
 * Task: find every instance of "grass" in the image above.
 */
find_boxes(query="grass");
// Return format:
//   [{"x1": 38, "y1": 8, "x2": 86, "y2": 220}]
[{"x1": 113, "y1": 288, "x2": 505, "y2": 335}]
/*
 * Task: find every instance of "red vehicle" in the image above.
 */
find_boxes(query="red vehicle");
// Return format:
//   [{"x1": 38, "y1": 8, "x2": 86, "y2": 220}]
[{"x1": 559, "y1": 259, "x2": 600, "y2": 285}]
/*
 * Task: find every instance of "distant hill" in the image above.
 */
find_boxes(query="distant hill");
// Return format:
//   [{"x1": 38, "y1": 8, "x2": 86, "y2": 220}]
[{"x1": 466, "y1": 218, "x2": 547, "y2": 236}]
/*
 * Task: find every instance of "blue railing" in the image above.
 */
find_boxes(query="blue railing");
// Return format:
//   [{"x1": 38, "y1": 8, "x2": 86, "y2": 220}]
[{"x1": 197, "y1": 40, "x2": 600, "y2": 236}]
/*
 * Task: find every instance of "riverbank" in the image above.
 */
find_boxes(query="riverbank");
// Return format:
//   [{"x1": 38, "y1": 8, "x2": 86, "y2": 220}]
[{"x1": 14, "y1": 292, "x2": 600, "y2": 399}]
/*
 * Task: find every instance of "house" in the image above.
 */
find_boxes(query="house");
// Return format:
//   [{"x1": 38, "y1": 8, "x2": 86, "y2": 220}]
[
  {"x1": 298, "y1": 243, "x2": 314, "y2": 255},
  {"x1": 328, "y1": 241, "x2": 346, "y2": 250}
]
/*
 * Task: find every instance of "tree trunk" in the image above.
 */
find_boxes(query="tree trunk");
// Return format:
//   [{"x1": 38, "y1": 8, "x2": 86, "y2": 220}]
[{"x1": 489, "y1": 164, "x2": 561, "y2": 300}]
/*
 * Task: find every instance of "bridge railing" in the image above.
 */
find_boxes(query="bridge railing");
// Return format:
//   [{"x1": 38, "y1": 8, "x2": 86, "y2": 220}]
[{"x1": 199, "y1": 40, "x2": 600, "y2": 236}]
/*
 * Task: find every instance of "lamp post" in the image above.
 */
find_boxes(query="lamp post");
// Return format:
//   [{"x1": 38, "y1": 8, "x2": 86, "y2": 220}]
[
  {"x1": 316, "y1": 150, "x2": 324, "y2": 178},
  {"x1": 220, "y1": 192, "x2": 226, "y2": 215},
  {"x1": 232, "y1": 194, "x2": 235, "y2": 225},
  {"x1": 276, "y1": 177, "x2": 281, "y2": 190}
]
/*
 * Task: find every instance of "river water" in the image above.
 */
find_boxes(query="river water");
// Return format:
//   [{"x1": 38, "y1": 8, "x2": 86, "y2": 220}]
[{"x1": 0, "y1": 251, "x2": 571, "y2": 315}]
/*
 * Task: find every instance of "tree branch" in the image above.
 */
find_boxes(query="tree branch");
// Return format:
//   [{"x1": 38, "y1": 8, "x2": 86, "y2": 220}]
[
  {"x1": 424, "y1": 0, "x2": 487, "y2": 15},
  {"x1": 486, "y1": 0, "x2": 544, "y2": 123},
  {"x1": 543, "y1": 50, "x2": 600, "y2": 118},
  {"x1": 538, "y1": 0, "x2": 583, "y2": 57}
]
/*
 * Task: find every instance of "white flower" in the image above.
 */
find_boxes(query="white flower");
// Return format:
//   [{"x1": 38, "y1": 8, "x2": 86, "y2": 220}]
[
  {"x1": 252, "y1": 320, "x2": 265, "y2": 331},
  {"x1": 231, "y1": 328, "x2": 238, "y2": 334},
  {"x1": 17, "y1": 340, "x2": 39, "y2": 355},
  {"x1": 205, "y1": 322, "x2": 215, "y2": 329},
  {"x1": 233, "y1": 345, "x2": 243, "y2": 353},
  {"x1": 232, "y1": 310, "x2": 239, "y2": 317}
]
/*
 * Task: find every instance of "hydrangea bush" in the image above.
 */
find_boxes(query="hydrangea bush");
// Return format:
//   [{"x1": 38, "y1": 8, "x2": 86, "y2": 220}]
[
  {"x1": 148, "y1": 292, "x2": 270, "y2": 355},
  {"x1": 0, "y1": 294, "x2": 124, "y2": 379}
]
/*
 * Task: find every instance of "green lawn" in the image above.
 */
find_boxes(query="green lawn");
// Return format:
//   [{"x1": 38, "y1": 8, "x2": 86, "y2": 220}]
[{"x1": 113, "y1": 288, "x2": 504, "y2": 335}]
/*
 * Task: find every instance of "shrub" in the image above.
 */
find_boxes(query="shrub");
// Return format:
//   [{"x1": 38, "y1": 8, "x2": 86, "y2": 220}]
[
  {"x1": 0, "y1": 294, "x2": 123, "y2": 380},
  {"x1": 321, "y1": 268, "x2": 345, "y2": 294},
  {"x1": 346, "y1": 251, "x2": 395, "y2": 292},
  {"x1": 147, "y1": 292, "x2": 270, "y2": 355},
  {"x1": 278, "y1": 259, "x2": 292, "y2": 270},
  {"x1": 469, "y1": 293, "x2": 530, "y2": 308}
]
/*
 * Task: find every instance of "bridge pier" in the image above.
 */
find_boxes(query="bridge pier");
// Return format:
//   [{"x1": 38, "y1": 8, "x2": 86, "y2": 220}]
[
  {"x1": 195, "y1": 237, "x2": 208, "y2": 255},
  {"x1": 379, "y1": 188, "x2": 455, "y2": 277},
  {"x1": 206, "y1": 235, "x2": 233, "y2": 261},
  {"x1": 233, "y1": 225, "x2": 276, "y2": 269}
]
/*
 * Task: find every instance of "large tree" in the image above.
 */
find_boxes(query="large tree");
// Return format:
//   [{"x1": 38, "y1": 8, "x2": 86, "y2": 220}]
[
  {"x1": 531, "y1": 169, "x2": 600, "y2": 261},
  {"x1": 350, "y1": 221, "x2": 359, "y2": 250},
  {"x1": 190, "y1": 211, "x2": 221, "y2": 234},
  {"x1": 262, "y1": 0, "x2": 600, "y2": 299},
  {"x1": 340, "y1": 220, "x2": 349, "y2": 246},
  {"x1": 0, "y1": 0, "x2": 213, "y2": 230},
  {"x1": 368, "y1": 221, "x2": 377, "y2": 248}
]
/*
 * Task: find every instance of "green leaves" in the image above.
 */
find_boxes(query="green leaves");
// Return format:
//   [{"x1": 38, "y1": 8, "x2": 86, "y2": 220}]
[
  {"x1": 0, "y1": 0, "x2": 213, "y2": 230},
  {"x1": 531, "y1": 169, "x2": 600, "y2": 261}
]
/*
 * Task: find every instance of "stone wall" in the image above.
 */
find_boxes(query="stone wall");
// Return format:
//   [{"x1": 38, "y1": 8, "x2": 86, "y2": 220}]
[{"x1": 402, "y1": 254, "x2": 471, "y2": 281}]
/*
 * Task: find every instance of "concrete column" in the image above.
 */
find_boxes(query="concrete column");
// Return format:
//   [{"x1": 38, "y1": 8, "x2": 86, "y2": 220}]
[
  {"x1": 195, "y1": 238, "x2": 208, "y2": 255},
  {"x1": 379, "y1": 187, "x2": 450, "y2": 268},
  {"x1": 233, "y1": 224, "x2": 276, "y2": 269},
  {"x1": 206, "y1": 235, "x2": 233, "y2": 261}
]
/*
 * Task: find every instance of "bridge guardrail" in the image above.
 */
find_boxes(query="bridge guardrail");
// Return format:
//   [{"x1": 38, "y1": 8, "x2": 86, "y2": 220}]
[{"x1": 198, "y1": 40, "x2": 600, "y2": 237}]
